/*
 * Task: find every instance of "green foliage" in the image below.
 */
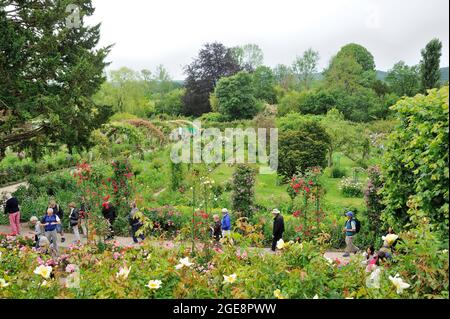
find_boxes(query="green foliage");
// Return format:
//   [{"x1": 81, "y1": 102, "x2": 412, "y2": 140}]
[
  {"x1": 170, "y1": 162, "x2": 183, "y2": 191},
  {"x1": 183, "y1": 42, "x2": 241, "y2": 116},
  {"x1": 231, "y1": 43, "x2": 264, "y2": 72},
  {"x1": 339, "y1": 177, "x2": 364, "y2": 198},
  {"x1": 386, "y1": 61, "x2": 421, "y2": 97},
  {"x1": 277, "y1": 91, "x2": 302, "y2": 116},
  {"x1": 232, "y1": 164, "x2": 256, "y2": 218},
  {"x1": 155, "y1": 88, "x2": 185, "y2": 116},
  {"x1": 420, "y1": 38, "x2": 443, "y2": 91},
  {"x1": 215, "y1": 72, "x2": 260, "y2": 120},
  {"x1": 252, "y1": 66, "x2": 277, "y2": 104},
  {"x1": 335, "y1": 43, "x2": 376, "y2": 73},
  {"x1": 292, "y1": 48, "x2": 320, "y2": 90},
  {"x1": 277, "y1": 121, "x2": 331, "y2": 180},
  {"x1": 381, "y1": 86, "x2": 449, "y2": 233},
  {"x1": 364, "y1": 166, "x2": 384, "y2": 232},
  {"x1": 0, "y1": 0, "x2": 111, "y2": 157}
]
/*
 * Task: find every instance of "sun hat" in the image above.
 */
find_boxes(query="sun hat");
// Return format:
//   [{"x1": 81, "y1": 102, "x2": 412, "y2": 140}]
[
  {"x1": 221, "y1": 208, "x2": 228, "y2": 214},
  {"x1": 346, "y1": 211, "x2": 354, "y2": 217},
  {"x1": 30, "y1": 216, "x2": 38, "y2": 222},
  {"x1": 272, "y1": 208, "x2": 280, "y2": 214}
]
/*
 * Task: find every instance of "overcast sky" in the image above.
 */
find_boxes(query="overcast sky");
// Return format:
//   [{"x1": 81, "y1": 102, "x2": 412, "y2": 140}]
[{"x1": 88, "y1": 0, "x2": 449, "y2": 80}]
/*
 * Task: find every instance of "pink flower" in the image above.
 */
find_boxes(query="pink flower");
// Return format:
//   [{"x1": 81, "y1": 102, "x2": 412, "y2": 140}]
[
  {"x1": 66, "y1": 264, "x2": 77, "y2": 273},
  {"x1": 113, "y1": 252, "x2": 121, "y2": 260}
]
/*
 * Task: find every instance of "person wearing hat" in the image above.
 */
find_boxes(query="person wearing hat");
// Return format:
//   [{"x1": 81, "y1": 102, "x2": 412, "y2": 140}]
[
  {"x1": 271, "y1": 209, "x2": 285, "y2": 252},
  {"x1": 343, "y1": 211, "x2": 359, "y2": 257},
  {"x1": 221, "y1": 208, "x2": 231, "y2": 238}
]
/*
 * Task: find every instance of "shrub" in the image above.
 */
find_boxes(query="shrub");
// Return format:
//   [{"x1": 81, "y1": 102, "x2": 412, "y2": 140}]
[
  {"x1": 215, "y1": 71, "x2": 260, "y2": 120},
  {"x1": 381, "y1": 86, "x2": 449, "y2": 233},
  {"x1": 231, "y1": 164, "x2": 256, "y2": 218},
  {"x1": 277, "y1": 121, "x2": 330, "y2": 180},
  {"x1": 364, "y1": 166, "x2": 384, "y2": 232}
]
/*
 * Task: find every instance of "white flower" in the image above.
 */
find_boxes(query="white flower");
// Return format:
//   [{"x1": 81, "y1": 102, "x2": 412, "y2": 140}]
[
  {"x1": 0, "y1": 251, "x2": 2, "y2": 259},
  {"x1": 33, "y1": 265, "x2": 52, "y2": 279},
  {"x1": 0, "y1": 278, "x2": 9, "y2": 288},
  {"x1": 382, "y1": 234, "x2": 399, "y2": 246},
  {"x1": 276, "y1": 239, "x2": 286, "y2": 250},
  {"x1": 313, "y1": 294, "x2": 319, "y2": 299},
  {"x1": 116, "y1": 266, "x2": 131, "y2": 280},
  {"x1": 324, "y1": 256, "x2": 333, "y2": 264},
  {"x1": 388, "y1": 274, "x2": 410, "y2": 294},
  {"x1": 40, "y1": 280, "x2": 50, "y2": 287},
  {"x1": 175, "y1": 257, "x2": 194, "y2": 270},
  {"x1": 146, "y1": 280, "x2": 162, "y2": 290},
  {"x1": 366, "y1": 268, "x2": 381, "y2": 289},
  {"x1": 223, "y1": 273, "x2": 237, "y2": 284},
  {"x1": 441, "y1": 249, "x2": 448, "y2": 254}
]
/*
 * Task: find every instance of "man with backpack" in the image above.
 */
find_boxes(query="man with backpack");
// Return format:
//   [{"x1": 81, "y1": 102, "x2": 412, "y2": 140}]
[{"x1": 342, "y1": 211, "x2": 360, "y2": 257}]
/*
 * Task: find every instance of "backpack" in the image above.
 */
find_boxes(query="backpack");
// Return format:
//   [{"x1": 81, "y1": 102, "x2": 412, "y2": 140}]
[
  {"x1": 345, "y1": 218, "x2": 361, "y2": 234},
  {"x1": 354, "y1": 218, "x2": 361, "y2": 234}
]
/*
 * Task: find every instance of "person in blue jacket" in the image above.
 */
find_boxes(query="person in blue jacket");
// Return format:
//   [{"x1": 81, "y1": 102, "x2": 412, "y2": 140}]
[
  {"x1": 221, "y1": 208, "x2": 231, "y2": 238},
  {"x1": 41, "y1": 208, "x2": 61, "y2": 255}
]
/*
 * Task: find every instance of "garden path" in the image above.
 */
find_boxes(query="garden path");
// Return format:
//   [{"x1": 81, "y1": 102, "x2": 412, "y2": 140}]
[
  {"x1": 0, "y1": 181, "x2": 28, "y2": 198},
  {"x1": 0, "y1": 222, "x2": 353, "y2": 264}
]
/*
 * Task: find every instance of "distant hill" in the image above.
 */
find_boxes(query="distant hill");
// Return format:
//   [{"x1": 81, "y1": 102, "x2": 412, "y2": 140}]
[{"x1": 440, "y1": 67, "x2": 449, "y2": 83}]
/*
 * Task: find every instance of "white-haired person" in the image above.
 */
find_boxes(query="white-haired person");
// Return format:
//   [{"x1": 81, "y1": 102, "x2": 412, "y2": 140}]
[
  {"x1": 41, "y1": 208, "x2": 61, "y2": 255},
  {"x1": 271, "y1": 209, "x2": 285, "y2": 252},
  {"x1": 220, "y1": 208, "x2": 231, "y2": 238},
  {"x1": 29, "y1": 216, "x2": 44, "y2": 248}
]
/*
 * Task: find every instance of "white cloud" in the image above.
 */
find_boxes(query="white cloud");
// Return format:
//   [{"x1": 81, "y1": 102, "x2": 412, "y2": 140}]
[{"x1": 87, "y1": 0, "x2": 449, "y2": 79}]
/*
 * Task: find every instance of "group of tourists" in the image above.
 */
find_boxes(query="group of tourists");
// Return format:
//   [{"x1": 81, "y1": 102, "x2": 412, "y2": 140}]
[{"x1": 4, "y1": 193, "x2": 396, "y2": 260}]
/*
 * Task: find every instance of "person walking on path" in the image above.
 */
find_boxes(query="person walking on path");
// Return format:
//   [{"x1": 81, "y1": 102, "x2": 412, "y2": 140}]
[
  {"x1": 211, "y1": 214, "x2": 222, "y2": 244},
  {"x1": 343, "y1": 211, "x2": 359, "y2": 257},
  {"x1": 102, "y1": 197, "x2": 116, "y2": 240},
  {"x1": 221, "y1": 208, "x2": 231, "y2": 238},
  {"x1": 79, "y1": 196, "x2": 89, "y2": 237},
  {"x1": 68, "y1": 202, "x2": 81, "y2": 243},
  {"x1": 271, "y1": 208, "x2": 285, "y2": 252},
  {"x1": 41, "y1": 208, "x2": 61, "y2": 256},
  {"x1": 4, "y1": 194, "x2": 21, "y2": 236},
  {"x1": 129, "y1": 201, "x2": 145, "y2": 244},
  {"x1": 30, "y1": 216, "x2": 44, "y2": 248},
  {"x1": 49, "y1": 200, "x2": 66, "y2": 243}
]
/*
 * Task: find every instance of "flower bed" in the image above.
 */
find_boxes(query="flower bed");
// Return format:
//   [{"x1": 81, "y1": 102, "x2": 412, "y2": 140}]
[{"x1": 0, "y1": 220, "x2": 447, "y2": 299}]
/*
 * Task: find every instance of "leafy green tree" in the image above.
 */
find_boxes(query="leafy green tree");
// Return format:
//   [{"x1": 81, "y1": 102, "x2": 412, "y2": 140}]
[
  {"x1": 155, "y1": 88, "x2": 185, "y2": 116},
  {"x1": 273, "y1": 64, "x2": 297, "y2": 90},
  {"x1": 0, "y1": 0, "x2": 111, "y2": 159},
  {"x1": 93, "y1": 68, "x2": 155, "y2": 118},
  {"x1": 298, "y1": 89, "x2": 335, "y2": 115},
  {"x1": 386, "y1": 61, "x2": 421, "y2": 97},
  {"x1": 277, "y1": 91, "x2": 302, "y2": 116},
  {"x1": 252, "y1": 66, "x2": 277, "y2": 104},
  {"x1": 420, "y1": 38, "x2": 443, "y2": 91},
  {"x1": 335, "y1": 43, "x2": 376, "y2": 73},
  {"x1": 325, "y1": 53, "x2": 365, "y2": 93},
  {"x1": 278, "y1": 121, "x2": 331, "y2": 180},
  {"x1": 231, "y1": 44, "x2": 264, "y2": 72},
  {"x1": 215, "y1": 71, "x2": 259, "y2": 120},
  {"x1": 292, "y1": 48, "x2": 320, "y2": 90},
  {"x1": 381, "y1": 86, "x2": 449, "y2": 233},
  {"x1": 182, "y1": 42, "x2": 241, "y2": 116}
]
